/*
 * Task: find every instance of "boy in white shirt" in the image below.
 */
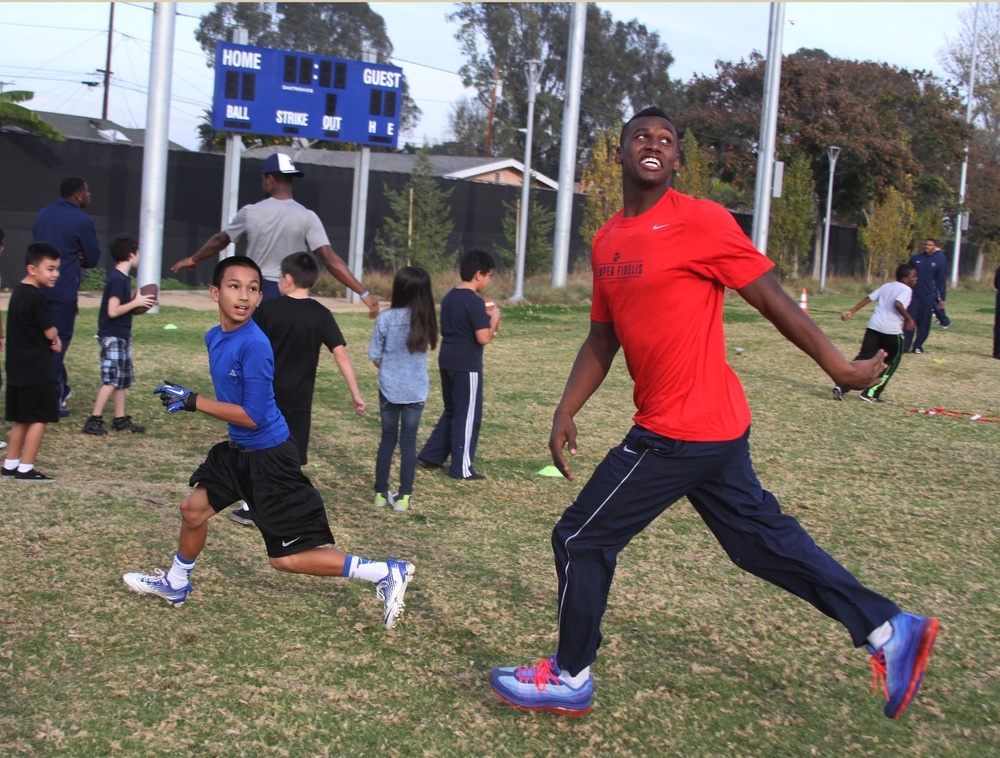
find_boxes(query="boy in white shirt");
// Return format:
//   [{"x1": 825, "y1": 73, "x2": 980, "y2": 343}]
[{"x1": 835, "y1": 263, "x2": 918, "y2": 403}]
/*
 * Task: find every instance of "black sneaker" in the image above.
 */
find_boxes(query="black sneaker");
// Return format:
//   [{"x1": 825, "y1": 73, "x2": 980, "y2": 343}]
[
  {"x1": 416, "y1": 457, "x2": 443, "y2": 470},
  {"x1": 229, "y1": 503, "x2": 255, "y2": 525},
  {"x1": 1, "y1": 467, "x2": 16, "y2": 478},
  {"x1": 15, "y1": 468, "x2": 55, "y2": 482},
  {"x1": 113, "y1": 415, "x2": 146, "y2": 434},
  {"x1": 83, "y1": 415, "x2": 109, "y2": 436},
  {"x1": 452, "y1": 472, "x2": 487, "y2": 481},
  {"x1": 832, "y1": 386, "x2": 844, "y2": 401}
]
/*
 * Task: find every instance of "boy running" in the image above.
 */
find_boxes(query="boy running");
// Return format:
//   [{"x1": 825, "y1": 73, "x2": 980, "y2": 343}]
[
  {"x1": 122, "y1": 256, "x2": 413, "y2": 630},
  {"x1": 834, "y1": 263, "x2": 918, "y2": 404}
]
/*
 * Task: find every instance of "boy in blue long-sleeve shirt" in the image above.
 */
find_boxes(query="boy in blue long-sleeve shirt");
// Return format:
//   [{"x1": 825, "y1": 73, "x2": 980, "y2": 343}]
[{"x1": 122, "y1": 256, "x2": 413, "y2": 631}]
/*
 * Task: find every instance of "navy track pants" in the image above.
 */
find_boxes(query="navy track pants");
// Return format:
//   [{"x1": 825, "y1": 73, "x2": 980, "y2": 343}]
[{"x1": 552, "y1": 425, "x2": 900, "y2": 676}]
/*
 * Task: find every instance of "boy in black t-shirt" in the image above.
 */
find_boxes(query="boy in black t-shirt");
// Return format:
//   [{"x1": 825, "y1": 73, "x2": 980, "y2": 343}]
[
  {"x1": 417, "y1": 249, "x2": 500, "y2": 480},
  {"x1": 82, "y1": 233, "x2": 156, "y2": 436},
  {"x1": 3, "y1": 243, "x2": 63, "y2": 482},
  {"x1": 228, "y1": 252, "x2": 366, "y2": 525}
]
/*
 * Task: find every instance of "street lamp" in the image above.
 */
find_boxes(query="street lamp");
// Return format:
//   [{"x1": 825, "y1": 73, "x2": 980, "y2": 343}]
[
  {"x1": 820, "y1": 145, "x2": 841, "y2": 293},
  {"x1": 512, "y1": 59, "x2": 542, "y2": 302}
]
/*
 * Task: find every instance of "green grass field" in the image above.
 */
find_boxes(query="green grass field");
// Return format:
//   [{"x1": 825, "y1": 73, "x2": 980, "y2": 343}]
[{"x1": 1, "y1": 288, "x2": 997, "y2": 756}]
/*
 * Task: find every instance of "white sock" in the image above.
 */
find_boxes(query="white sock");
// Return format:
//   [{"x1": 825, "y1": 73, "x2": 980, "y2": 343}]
[
  {"x1": 559, "y1": 666, "x2": 591, "y2": 688},
  {"x1": 3, "y1": 459, "x2": 20, "y2": 471},
  {"x1": 167, "y1": 553, "x2": 196, "y2": 588},
  {"x1": 868, "y1": 620, "x2": 893, "y2": 649},
  {"x1": 17, "y1": 463, "x2": 34, "y2": 473},
  {"x1": 343, "y1": 555, "x2": 389, "y2": 583}
]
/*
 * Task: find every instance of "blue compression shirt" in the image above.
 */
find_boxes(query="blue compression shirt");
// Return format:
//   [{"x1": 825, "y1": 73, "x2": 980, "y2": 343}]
[{"x1": 205, "y1": 320, "x2": 289, "y2": 450}]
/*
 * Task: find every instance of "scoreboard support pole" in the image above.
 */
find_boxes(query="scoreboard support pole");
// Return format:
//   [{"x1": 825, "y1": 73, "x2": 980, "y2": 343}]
[{"x1": 219, "y1": 26, "x2": 249, "y2": 261}]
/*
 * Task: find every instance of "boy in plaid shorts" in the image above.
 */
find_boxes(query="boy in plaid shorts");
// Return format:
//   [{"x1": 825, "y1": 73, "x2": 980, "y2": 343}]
[{"x1": 82, "y1": 233, "x2": 156, "y2": 435}]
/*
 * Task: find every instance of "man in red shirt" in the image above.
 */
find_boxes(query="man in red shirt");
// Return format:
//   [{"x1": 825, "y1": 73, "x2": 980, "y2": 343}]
[{"x1": 489, "y1": 108, "x2": 938, "y2": 720}]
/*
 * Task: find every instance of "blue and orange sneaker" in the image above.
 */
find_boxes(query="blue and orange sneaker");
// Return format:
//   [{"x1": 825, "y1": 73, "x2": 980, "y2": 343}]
[
  {"x1": 489, "y1": 656, "x2": 593, "y2": 716},
  {"x1": 868, "y1": 612, "x2": 939, "y2": 718}
]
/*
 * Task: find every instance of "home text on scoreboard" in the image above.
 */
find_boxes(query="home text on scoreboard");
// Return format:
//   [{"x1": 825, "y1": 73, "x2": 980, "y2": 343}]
[{"x1": 211, "y1": 42, "x2": 403, "y2": 148}]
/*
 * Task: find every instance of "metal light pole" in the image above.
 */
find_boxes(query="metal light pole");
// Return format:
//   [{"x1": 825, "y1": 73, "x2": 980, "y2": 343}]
[
  {"x1": 953, "y1": 2, "x2": 980, "y2": 286},
  {"x1": 751, "y1": 2, "x2": 786, "y2": 253},
  {"x1": 512, "y1": 59, "x2": 542, "y2": 302},
  {"x1": 819, "y1": 145, "x2": 840, "y2": 293}
]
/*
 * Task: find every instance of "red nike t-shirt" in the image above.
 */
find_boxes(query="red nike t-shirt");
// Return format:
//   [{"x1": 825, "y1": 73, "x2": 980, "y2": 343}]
[{"x1": 591, "y1": 189, "x2": 774, "y2": 441}]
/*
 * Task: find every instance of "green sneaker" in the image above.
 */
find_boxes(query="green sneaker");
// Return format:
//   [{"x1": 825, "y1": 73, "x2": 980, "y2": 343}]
[
  {"x1": 374, "y1": 492, "x2": 390, "y2": 507},
  {"x1": 390, "y1": 493, "x2": 411, "y2": 512}
]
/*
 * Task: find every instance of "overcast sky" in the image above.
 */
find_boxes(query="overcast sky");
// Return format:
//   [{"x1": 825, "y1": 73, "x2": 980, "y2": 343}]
[{"x1": 0, "y1": 2, "x2": 974, "y2": 151}]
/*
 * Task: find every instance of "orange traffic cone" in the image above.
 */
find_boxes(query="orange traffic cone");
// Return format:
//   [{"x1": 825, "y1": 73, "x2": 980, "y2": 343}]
[{"x1": 799, "y1": 289, "x2": 808, "y2": 313}]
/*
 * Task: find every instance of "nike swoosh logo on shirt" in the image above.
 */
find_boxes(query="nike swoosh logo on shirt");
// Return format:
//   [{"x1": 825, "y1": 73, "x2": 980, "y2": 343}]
[
  {"x1": 282, "y1": 537, "x2": 302, "y2": 547},
  {"x1": 653, "y1": 223, "x2": 670, "y2": 230}
]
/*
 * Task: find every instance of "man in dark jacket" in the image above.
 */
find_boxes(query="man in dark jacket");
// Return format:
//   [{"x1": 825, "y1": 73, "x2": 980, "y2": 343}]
[
  {"x1": 903, "y1": 238, "x2": 948, "y2": 354},
  {"x1": 33, "y1": 177, "x2": 101, "y2": 414}
]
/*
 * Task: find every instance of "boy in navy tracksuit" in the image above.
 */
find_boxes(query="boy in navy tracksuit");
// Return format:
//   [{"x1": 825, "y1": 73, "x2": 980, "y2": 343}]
[
  {"x1": 417, "y1": 249, "x2": 500, "y2": 480},
  {"x1": 904, "y1": 238, "x2": 948, "y2": 354}
]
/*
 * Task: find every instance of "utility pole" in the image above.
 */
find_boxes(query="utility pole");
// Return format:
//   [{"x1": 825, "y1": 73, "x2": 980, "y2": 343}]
[
  {"x1": 551, "y1": 2, "x2": 586, "y2": 288},
  {"x1": 751, "y1": 2, "x2": 785, "y2": 254},
  {"x1": 136, "y1": 2, "x2": 177, "y2": 313},
  {"x1": 953, "y1": 2, "x2": 980, "y2": 286},
  {"x1": 101, "y1": 3, "x2": 115, "y2": 120},
  {"x1": 484, "y1": 68, "x2": 501, "y2": 158},
  {"x1": 512, "y1": 60, "x2": 542, "y2": 302}
]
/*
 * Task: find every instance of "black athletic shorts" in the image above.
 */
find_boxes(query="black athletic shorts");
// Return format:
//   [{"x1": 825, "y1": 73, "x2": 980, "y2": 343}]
[
  {"x1": 6, "y1": 382, "x2": 60, "y2": 424},
  {"x1": 189, "y1": 437, "x2": 334, "y2": 558}
]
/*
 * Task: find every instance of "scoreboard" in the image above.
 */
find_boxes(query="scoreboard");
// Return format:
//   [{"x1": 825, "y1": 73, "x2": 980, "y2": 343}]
[{"x1": 210, "y1": 42, "x2": 404, "y2": 148}]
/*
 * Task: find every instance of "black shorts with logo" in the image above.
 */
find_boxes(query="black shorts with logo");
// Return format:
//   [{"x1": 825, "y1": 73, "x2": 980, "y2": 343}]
[{"x1": 190, "y1": 437, "x2": 334, "y2": 558}]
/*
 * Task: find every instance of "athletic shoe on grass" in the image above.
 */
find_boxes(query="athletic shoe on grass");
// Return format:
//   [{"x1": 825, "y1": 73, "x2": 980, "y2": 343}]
[
  {"x1": 376, "y1": 559, "x2": 414, "y2": 630},
  {"x1": 868, "y1": 612, "x2": 939, "y2": 718},
  {"x1": 832, "y1": 386, "x2": 844, "y2": 401},
  {"x1": 389, "y1": 493, "x2": 410, "y2": 512},
  {"x1": 373, "y1": 492, "x2": 390, "y2": 507},
  {"x1": 489, "y1": 656, "x2": 593, "y2": 716},
  {"x1": 14, "y1": 469, "x2": 55, "y2": 482},
  {"x1": 123, "y1": 568, "x2": 192, "y2": 606},
  {"x1": 229, "y1": 502, "x2": 255, "y2": 525}
]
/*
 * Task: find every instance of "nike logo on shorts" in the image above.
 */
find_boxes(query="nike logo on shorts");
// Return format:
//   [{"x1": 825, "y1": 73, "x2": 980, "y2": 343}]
[
  {"x1": 282, "y1": 537, "x2": 302, "y2": 547},
  {"x1": 623, "y1": 444, "x2": 638, "y2": 455}
]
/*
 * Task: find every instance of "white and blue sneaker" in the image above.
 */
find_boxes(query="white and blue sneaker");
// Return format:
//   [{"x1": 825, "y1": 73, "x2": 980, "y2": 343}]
[
  {"x1": 375, "y1": 559, "x2": 414, "y2": 630},
  {"x1": 490, "y1": 655, "x2": 593, "y2": 716},
  {"x1": 123, "y1": 568, "x2": 193, "y2": 606}
]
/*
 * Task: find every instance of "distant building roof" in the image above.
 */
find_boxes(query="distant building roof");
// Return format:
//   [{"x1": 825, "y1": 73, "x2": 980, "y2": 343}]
[
  {"x1": 243, "y1": 146, "x2": 559, "y2": 189},
  {"x1": 18, "y1": 111, "x2": 189, "y2": 150}
]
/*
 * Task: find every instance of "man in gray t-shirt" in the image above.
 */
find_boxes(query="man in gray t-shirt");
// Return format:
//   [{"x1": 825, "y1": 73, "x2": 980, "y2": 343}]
[{"x1": 173, "y1": 152, "x2": 378, "y2": 316}]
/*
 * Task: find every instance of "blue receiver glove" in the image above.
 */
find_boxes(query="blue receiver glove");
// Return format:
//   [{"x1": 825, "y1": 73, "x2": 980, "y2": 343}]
[{"x1": 154, "y1": 381, "x2": 198, "y2": 413}]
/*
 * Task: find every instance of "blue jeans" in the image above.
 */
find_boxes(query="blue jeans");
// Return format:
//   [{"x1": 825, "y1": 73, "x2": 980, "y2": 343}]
[{"x1": 374, "y1": 391, "x2": 425, "y2": 496}]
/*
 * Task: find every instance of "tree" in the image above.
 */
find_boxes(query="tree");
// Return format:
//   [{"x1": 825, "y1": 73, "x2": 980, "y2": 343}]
[
  {"x1": 495, "y1": 193, "x2": 556, "y2": 276},
  {"x1": 0, "y1": 90, "x2": 65, "y2": 142},
  {"x1": 194, "y1": 3, "x2": 421, "y2": 150},
  {"x1": 448, "y1": 3, "x2": 681, "y2": 177},
  {"x1": 941, "y1": 4, "x2": 1000, "y2": 248},
  {"x1": 941, "y1": 4, "x2": 1000, "y2": 163},
  {"x1": 437, "y1": 96, "x2": 488, "y2": 157},
  {"x1": 765, "y1": 152, "x2": 816, "y2": 279},
  {"x1": 673, "y1": 129, "x2": 711, "y2": 199},
  {"x1": 680, "y1": 50, "x2": 970, "y2": 224},
  {"x1": 579, "y1": 126, "x2": 622, "y2": 246},
  {"x1": 376, "y1": 147, "x2": 454, "y2": 271},
  {"x1": 859, "y1": 186, "x2": 915, "y2": 284}
]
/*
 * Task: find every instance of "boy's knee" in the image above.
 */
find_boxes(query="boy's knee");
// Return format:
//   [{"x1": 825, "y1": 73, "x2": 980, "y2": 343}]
[
  {"x1": 269, "y1": 555, "x2": 295, "y2": 573},
  {"x1": 178, "y1": 489, "x2": 215, "y2": 527}
]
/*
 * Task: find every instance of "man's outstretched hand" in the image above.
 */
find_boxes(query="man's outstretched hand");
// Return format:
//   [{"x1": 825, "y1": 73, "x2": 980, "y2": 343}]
[{"x1": 154, "y1": 382, "x2": 198, "y2": 413}]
